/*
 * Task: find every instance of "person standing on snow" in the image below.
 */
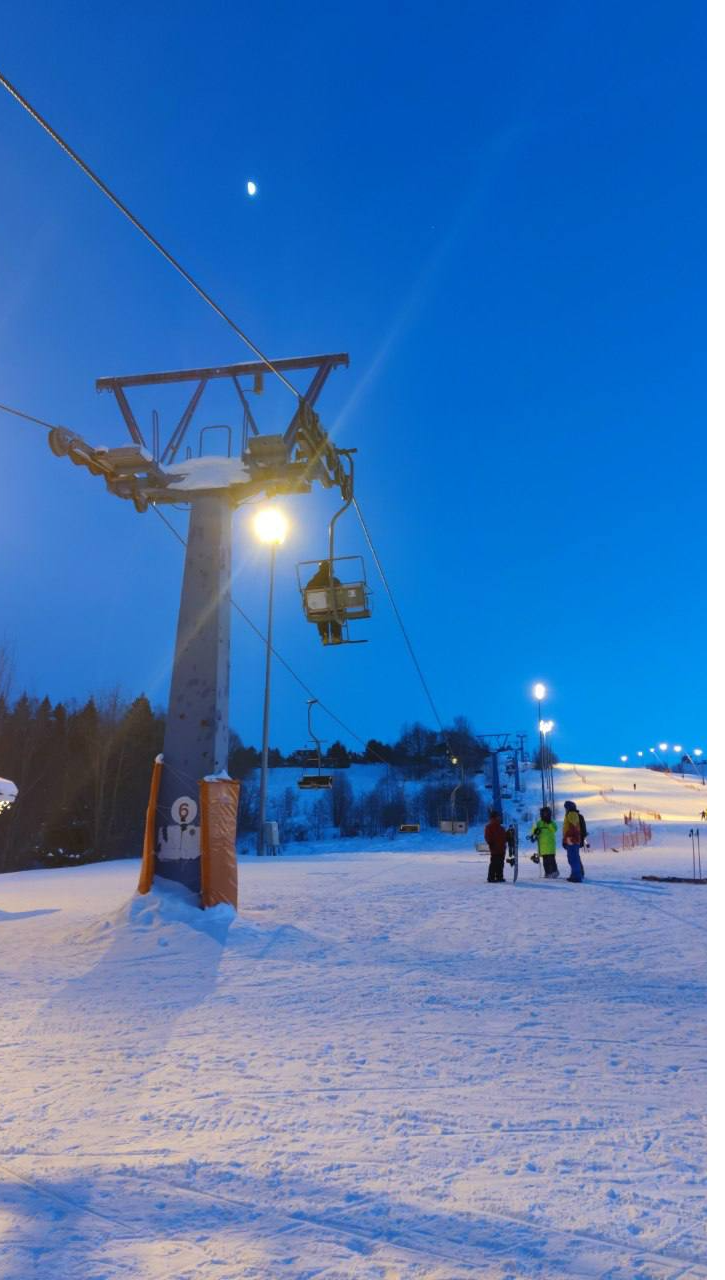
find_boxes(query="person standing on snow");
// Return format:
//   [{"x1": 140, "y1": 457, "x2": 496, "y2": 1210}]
[
  {"x1": 529, "y1": 806, "x2": 559, "y2": 877},
  {"x1": 562, "y1": 801, "x2": 584, "y2": 882},
  {"x1": 484, "y1": 810, "x2": 508, "y2": 883},
  {"x1": 573, "y1": 804, "x2": 588, "y2": 876}
]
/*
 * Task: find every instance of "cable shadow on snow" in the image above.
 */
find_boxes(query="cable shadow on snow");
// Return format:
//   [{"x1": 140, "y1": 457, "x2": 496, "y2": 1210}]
[
  {"x1": 0, "y1": 1153, "x2": 706, "y2": 1280},
  {"x1": 0, "y1": 908, "x2": 60, "y2": 921}
]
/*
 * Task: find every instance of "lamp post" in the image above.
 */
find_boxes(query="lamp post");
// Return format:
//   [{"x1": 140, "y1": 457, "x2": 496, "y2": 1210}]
[
  {"x1": 533, "y1": 683, "x2": 547, "y2": 808},
  {"x1": 620, "y1": 755, "x2": 628, "y2": 765},
  {"x1": 254, "y1": 507, "x2": 289, "y2": 855},
  {"x1": 683, "y1": 748, "x2": 706, "y2": 786},
  {"x1": 540, "y1": 719, "x2": 555, "y2": 813}
]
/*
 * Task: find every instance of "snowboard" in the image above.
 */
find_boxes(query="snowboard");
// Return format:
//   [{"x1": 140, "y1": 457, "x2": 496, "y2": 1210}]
[{"x1": 506, "y1": 823, "x2": 519, "y2": 883}]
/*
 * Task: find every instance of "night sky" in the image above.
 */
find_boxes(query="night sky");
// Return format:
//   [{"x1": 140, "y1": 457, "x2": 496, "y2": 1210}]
[{"x1": 0, "y1": 1, "x2": 705, "y2": 764}]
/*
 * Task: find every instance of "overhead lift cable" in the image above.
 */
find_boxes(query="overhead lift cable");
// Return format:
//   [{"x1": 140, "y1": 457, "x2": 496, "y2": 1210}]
[
  {"x1": 0, "y1": 72, "x2": 452, "y2": 751},
  {"x1": 0, "y1": 402, "x2": 59, "y2": 431},
  {"x1": 0, "y1": 72, "x2": 299, "y2": 400},
  {"x1": 352, "y1": 496, "x2": 449, "y2": 742}
]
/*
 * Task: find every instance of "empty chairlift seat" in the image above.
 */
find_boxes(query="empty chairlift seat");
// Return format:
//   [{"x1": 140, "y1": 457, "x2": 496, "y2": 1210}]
[
  {"x1": 296, "y1": 699, "x2": 334, "y2": 789},
  {"x1": 297, "y1": 773, "x2": 334, "y2": 790}
]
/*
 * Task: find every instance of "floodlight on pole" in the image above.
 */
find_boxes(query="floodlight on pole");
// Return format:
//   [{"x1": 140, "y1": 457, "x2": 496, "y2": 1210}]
[
  {"x1": 673, "y1": 744, "x2": 682, "y2": 754},
  {"x1": 620, "y1": 755, "x2": 628, "y2": 763},
  {"x1": 659, "y1": 742, "x2": 668, "y2": 752},
  {"x1": 683, "y1": 747, "x2": 706, "y2": 785},
  {"x1": 533, "y1": 682, "x2": 546, "y2": 702},
  {"x1": 253, "y1": 507, "x2": 288, "y2": 546}
]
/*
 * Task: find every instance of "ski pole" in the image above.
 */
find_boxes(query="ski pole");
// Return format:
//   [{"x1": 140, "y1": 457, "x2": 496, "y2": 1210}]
[{"x1": 689, "y1": 828, "x2": 695, "y2": 880}]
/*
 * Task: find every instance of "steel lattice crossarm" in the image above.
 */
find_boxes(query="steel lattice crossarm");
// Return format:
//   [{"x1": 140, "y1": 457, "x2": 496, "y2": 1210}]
[{"x1": 47, "y1": 352, "x2": 351, "y2": 511}]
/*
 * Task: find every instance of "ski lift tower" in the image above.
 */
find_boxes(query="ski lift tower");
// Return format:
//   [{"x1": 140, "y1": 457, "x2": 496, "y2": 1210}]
[
  {"x1": 478, "y1": 732, "x2": 525, "y2": 810},
  {"x1": 46, "y1": 352, "x2": 351, "y2": 905}
]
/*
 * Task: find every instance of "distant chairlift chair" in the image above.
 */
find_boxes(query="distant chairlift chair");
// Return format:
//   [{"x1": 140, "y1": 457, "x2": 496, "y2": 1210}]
[
  {"x1": 297, "y1": 699, "x2": 334, "y2": 790},
  {"x1": 439, "y1": 768, "x2": 469, "y2": 834}
]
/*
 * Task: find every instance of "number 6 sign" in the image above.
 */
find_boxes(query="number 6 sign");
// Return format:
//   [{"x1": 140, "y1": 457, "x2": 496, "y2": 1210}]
[{"x1": 171, "y1": 795, "x2": 198, "y2": 826}]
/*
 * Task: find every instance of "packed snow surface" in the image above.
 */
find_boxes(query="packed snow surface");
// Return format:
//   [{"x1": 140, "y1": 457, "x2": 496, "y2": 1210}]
[{"x1": 0, "y1": 764, "x2": 706, "y2": 1278}]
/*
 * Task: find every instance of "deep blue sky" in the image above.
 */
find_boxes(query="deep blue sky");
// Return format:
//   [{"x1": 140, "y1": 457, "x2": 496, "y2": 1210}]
[{"x1": 0, "y1": 0, "x2": 705, "y2": 764}]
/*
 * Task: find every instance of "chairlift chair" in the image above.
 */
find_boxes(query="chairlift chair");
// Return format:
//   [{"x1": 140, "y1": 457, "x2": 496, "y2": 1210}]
[
  {"x1": 438, "y1": 763, "x2": 469, "y2": 834},
  {"x1": 297, "y1": 555, "x2": 371, "y2": 645},
  {"x1": 297, "y1": 699, "x2": 334, "y2": 790},
  {"x1": 296, "y1": 450, "x2": 371, "y2": 645}
]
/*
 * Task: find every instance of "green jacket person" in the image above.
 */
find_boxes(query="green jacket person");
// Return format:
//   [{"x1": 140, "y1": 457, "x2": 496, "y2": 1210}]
[{"x1": 529, "y1": 807, "x2": 560, "y2": 878}]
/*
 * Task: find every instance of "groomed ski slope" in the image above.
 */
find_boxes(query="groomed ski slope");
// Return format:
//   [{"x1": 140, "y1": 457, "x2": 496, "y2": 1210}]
[{"x1": 0, "y1": 764, "x2": 706, "y2": 1279}]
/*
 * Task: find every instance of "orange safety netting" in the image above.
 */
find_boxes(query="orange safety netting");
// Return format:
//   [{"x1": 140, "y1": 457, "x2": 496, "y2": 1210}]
[
  {"x1": 138, "y1": 757, "x2": 162, "y2": 895},
  {"x1": 200, "y1": 778, "x2": 240, "y2": 910}
]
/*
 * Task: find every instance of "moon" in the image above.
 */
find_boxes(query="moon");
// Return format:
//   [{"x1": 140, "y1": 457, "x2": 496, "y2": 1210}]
[{"x1": 246, "y1": 180, "x2": 257, "y2": 196}]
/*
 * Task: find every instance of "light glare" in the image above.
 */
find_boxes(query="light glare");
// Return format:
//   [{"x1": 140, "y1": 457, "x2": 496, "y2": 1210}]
[
  {"x1": 247, "y1": 180, "x2": 257, "y2": 196},
  {"x1": 253, "y1": 507, "x2": 288, "y2": 545},
  {"x1": 533, "y1": 682, "x2": 546, "y2": 701}
]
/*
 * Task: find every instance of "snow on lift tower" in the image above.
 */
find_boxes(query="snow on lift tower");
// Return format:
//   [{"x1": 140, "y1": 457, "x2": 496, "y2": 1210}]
[
  {"x1": 45, "y1": 352, "x2": 353, "y2": 910},
  {"x1": 0, "y1": 777, "x2": 18, "y2": 811},
  {"x1": 296, "y1": 450, "x2": 372, "y2": 645}
]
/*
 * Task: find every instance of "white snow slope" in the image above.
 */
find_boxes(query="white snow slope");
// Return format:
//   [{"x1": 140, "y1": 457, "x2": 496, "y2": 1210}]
[{"x1": 0, "y1": 764, "x2": 706, "y2": 1279}]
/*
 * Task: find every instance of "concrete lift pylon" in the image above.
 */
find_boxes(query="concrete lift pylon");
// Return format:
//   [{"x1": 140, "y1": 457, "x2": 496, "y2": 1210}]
[{"x1": 47, "y1": 352, "x2": 351, "y2": 906}]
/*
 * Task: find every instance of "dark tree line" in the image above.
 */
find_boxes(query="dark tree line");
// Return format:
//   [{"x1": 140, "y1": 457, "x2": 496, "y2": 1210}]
[
  {"x1": 0, "y1": 692, "x2": 164, "y2": 873},
  {"x1": 235, "y1": 773, "x2": 484, "y2": 848},
  {"x1": 0, "y1": 682, "x2": 489, "y2": 870}
]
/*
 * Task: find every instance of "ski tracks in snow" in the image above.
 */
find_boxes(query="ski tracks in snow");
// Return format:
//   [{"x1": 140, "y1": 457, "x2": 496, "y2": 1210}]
[{"x1": 0, "y1": 832, "x2": 706, "y2": 1278}]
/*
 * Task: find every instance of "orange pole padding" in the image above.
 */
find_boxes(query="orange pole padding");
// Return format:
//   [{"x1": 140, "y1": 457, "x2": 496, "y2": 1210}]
[
  {"x1": 137, "y1": 757, "x2": 163, "y2": 895},
  {"x1": 199, "y1": 778, "x2": 240, "y2": 911}
]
